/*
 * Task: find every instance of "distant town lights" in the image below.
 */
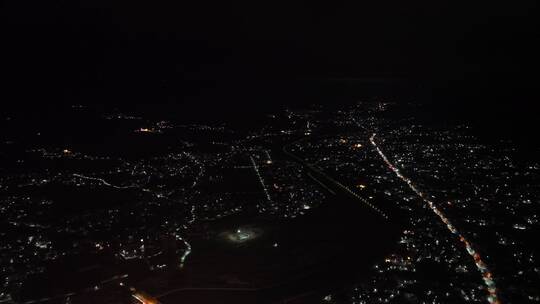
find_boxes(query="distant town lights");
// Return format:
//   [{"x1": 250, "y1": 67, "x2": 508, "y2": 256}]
[{"x1": 137, "y1": 127, "x2": 155, "y2": 133}]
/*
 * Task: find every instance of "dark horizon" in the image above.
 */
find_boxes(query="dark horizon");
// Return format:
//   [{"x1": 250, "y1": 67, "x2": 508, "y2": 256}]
[
  {"x1": 3, "y1": 2, "x2": 539, "y2": 98},
  {"x1": 4, "y1": 2, "x2": 539, "y2": 149}
]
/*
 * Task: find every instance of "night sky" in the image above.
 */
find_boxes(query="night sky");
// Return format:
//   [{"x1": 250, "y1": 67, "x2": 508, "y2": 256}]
[{"x1": 3, "y1": 1, "x2": 539, "y2": 126}]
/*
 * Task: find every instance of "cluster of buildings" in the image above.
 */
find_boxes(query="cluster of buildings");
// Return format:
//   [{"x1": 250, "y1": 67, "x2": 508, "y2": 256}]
[{"x1": 1, "y1": 101, "x2": 538, "y2": 304}]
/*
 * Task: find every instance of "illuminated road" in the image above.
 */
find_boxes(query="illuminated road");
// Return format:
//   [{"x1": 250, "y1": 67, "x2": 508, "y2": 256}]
[
  {"x1": 265, "y1": 150, "x2": 273, "y2": 164},
  {"x1": 250, "y1": 155, "x2": 272, "y2": 202},
  {"x1": 175, "y1": 205, "x2": 196, "y2": 268},
  {"x1": 283, "y1": 144, "x2": 389, "y2": 220},
  {"x1": 72, "y1": 173, "x2": 136, "y2": 189},
  {"x1": 184, "y1": 152, "x2": 204, "y2": 188},
  {"x1": 370, "y1": 133, "x2": 501, "y2": 304}
]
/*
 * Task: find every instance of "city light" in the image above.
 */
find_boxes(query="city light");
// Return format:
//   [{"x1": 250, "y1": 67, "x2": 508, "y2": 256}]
[{"x1": 370, "y1": 133, "x2": 501, "y2": 304}]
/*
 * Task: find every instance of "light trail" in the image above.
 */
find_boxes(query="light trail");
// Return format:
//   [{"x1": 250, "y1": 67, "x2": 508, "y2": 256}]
[
  {"x1": 370, "y1": 133, "x2": 500, "y2": 304},
  {"x1": 264, "y1": 150, "x2": 273, "y2": 164},
  {"x1": 176, "y1": 205, "x2": 196, "y2": 269},
  {"x1": 283, "y1": 143, "x2": 388, "y2": 219},
  {"x1": 250, "y1": 156, "x2": 272, "y2": 202},
  {"x1": 166, "y1": 153, "x2": 200, "y2": 269},
  {"x1": 183, "y1": 152, "x2": 204, "y2": 188},
  {"x1": 175, "y1": 234, "x2": 192, "y2": 269},
  {"x1": 131, "y1": 289, "x2": 160, "y2": 304},
  {"x1": 72, "y1": 174, "x2": 135, "y2": 189},
  {"x1": 329, "y1": 173, "x2": 389, "y2": 219},
  {"x1": 187, "y1": 205, "x2": 196, "y2": 226}
]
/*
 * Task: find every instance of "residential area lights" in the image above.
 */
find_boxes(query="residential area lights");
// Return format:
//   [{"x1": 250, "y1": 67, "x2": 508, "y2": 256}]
[{"x1": 370, "y1": 133, "x2": 501, "y2": 304}]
